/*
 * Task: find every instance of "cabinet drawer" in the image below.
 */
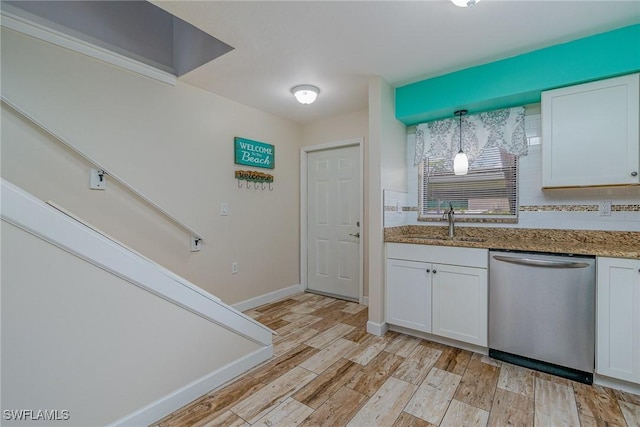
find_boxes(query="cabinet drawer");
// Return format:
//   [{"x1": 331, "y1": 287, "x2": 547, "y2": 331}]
[{"x1": 387, "y1": 243, "x2": 488, "y2": 268}]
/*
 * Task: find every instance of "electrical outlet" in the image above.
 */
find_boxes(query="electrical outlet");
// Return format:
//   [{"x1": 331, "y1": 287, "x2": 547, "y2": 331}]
[
  {"x1": 232, "y1": 262, "x2": 238, "y2": 274},
  {"x1": 598, "y1": 201, "x2": 612, "y2": 216}
]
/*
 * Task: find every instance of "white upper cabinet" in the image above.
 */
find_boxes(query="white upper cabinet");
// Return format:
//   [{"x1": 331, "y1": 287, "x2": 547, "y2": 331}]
[{"x1": 542, "y1": 73, "x2": 639, "y2": 188}]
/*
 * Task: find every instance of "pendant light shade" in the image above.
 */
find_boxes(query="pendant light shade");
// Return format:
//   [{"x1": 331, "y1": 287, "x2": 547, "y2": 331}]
[
  {"x1": 454, "y1": 109, "x2": 469, "y2": 176},
  {"x1": 454, "y1": 151, "x2": 469, "y2": 175},
  {"x1": 291, "y1": 85, "x2": 320, "y2": 104},
  {"x1": 451, "y1": 0, "x2": 481, "y2": 7}
]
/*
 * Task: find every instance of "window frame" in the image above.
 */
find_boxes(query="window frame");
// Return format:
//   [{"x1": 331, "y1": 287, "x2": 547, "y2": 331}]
[{"x1": 417, "y1": 147, "x2": 520, "y2": 223}]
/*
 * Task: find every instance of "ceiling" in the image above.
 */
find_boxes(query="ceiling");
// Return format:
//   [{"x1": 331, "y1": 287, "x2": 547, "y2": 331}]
[{"x1": 152, "y1": 1, "x2": 640, "y2": 124}]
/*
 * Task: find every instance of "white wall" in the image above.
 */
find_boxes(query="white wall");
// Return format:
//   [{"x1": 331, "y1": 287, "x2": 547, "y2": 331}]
[
  {"x1": 1, "y1": 27, "x2": 302, "y2": 304},
  {"x1": 367, "y1": 76, "x2": 407, "y2": 331},
  {"x1": 1, "y1": 221, "x2": 261, "y2": 426},
  {"x1": 301, "y1": 109, "x2": 368, "y2": 148}
]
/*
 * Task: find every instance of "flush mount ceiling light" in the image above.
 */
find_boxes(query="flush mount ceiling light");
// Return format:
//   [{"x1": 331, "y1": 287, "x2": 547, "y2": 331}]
[
  {"x1": 451, "y1": 0, "x2": 481, "y2": 7},
  {"x1": 453, "y1": 110, "x2": 469, "y2": 176},
  {"x1": 291, "y1": 85, "x2": 320, "y2": 104}
]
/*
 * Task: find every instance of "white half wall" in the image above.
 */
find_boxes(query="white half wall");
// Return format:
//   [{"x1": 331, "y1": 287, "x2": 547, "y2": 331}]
[{"x1": 1, "y1": 220, "x2": 264, "y2": 426}]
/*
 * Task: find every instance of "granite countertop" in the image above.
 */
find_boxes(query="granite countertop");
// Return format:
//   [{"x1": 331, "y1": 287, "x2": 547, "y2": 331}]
[{"x1": 384, "y1": 226, "x2": 640, "y2": 259}]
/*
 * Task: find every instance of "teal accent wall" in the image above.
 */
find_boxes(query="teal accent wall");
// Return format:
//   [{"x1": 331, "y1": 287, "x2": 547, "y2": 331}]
[{"x1": 396, "y1": 24, "x2": 640, "y2": 125}]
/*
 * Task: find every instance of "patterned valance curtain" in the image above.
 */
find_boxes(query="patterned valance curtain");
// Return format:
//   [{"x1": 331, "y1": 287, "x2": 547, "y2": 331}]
[{"x1": 414, "y1": 106, "x2": 528, "y2": 167}]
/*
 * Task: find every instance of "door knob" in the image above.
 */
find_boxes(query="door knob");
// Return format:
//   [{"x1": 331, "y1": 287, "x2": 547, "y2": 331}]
[
  {"x1": 631, "y1": 171, "x2": 638, "y2": 177},
  {"x1": 349, "y1": 232, "x2": 360, "y2": 238}
]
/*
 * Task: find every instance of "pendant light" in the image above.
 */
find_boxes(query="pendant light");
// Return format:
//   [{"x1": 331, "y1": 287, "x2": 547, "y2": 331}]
[
  {"x1": 453, "y1": 110, "x2": 469, "y2": 176},
  {"x1": 451, "y1": 0, "x2": 481, "y2": 7}
]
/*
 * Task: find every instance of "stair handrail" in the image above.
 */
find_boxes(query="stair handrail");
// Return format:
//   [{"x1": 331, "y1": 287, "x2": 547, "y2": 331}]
[{"x1": 1, "y1": 95, "x2": 205, "y2": 242}]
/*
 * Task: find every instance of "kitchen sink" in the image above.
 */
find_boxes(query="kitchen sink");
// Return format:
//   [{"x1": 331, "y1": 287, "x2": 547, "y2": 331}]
[{"x1": 403, "y1": 235, "x2": 487, "y2": 243}]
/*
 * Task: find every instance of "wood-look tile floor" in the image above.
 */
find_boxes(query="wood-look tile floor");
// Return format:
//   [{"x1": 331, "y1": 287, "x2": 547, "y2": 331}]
[{"x1": 155, "y1": 293, "x2": 640, "y2": 427}]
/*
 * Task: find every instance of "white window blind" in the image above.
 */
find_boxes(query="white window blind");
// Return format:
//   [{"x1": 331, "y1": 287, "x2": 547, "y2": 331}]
[{"x1": 420, "y1": 146, "x2": 518, "y2": 218}]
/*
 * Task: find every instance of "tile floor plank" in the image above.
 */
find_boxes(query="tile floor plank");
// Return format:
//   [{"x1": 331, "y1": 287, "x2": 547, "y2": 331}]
[
  {"x1": 392, "y1": 412, "x2": 438, "y2": 427},
  {"x1": 454, "y1": 353, "x2": 500, "y2": 412},
  {"x1": 440, "y1": 399, "x2": 490, "y2": 427},
  {"x1": 345, "y1": 333, "x2": 390, "y2": 366},
  {"x1": 534, "y1": 377, "x2": 580, "y2": 427},
  {"x1": 341, "y1": 309, "x2": 369, "y2": 327},
  {"x1": 620, "y1": 401, "x2": 640, "y2": 427},
  {"x1": 251, "y1": 397, "x2": 314, "y2": 427},
  {"x1": 404, "y1": 367, "x2": 462, "y2": 425},
  {"x1": 299, "y1": 337, "x2": 359, "y2": 374},
  {"x1": 293, "y1": 359, "x2": 362, "y2": 409},
  {"x1": 342, "y1": 302, "x2": 367, "y2": 315},
  {"x1": 346, "y1": 376, "x2": 417, "y2": 427},
  {"x1": 249, "y1": 344, "x2": 319, "y2": 384},
  {"x1": 304, "y1": 323, "x2": 355, "y2": 349},
  {"x1": 573, "y1": 382, "x2": 627, "y2": 426},
  {"x1": 384, "y1": 333, "x2": 422, "y2": 358},
  {"x1": 299, "y1": 386, "x2": 368, "y2": 427},
  {"x1": 346, "y1": 351, "x2": 405, "y2": 397},
  {"x1": 273, "y1": 329, "x2": 320, "y2": 357},
  {"x1": 487, "y1": 388, "x2": 534, "y2": 427},
  {"x1": 393, "y1": 344, "x2": 442, "y2": 385},
  {"x1": 497, "y1": 362, "x2": 535, "y2": 398},
  {"x1": 434, "y1": 346, "x2": 472, "y2": 376},
  {"x1": 230, "y1": 366, "x2": 316, "y2": 424},
  {"x1": 191, "y1": 410, "x2": 249, "y2": 427},
  {"x1": 156, "y1": 375, "x2": 265, "y2": 426}
]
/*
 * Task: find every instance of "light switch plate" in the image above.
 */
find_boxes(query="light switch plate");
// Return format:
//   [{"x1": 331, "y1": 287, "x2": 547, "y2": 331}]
[
  {"x1": 90, "y1": 168, "x2": 106, "y2": 190},
  {"x1": 190, "y1": 235, "x2": 202, "y2": 252}
]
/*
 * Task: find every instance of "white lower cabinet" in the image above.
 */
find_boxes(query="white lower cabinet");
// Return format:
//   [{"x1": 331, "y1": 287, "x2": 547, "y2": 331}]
[
  {"x1": 386, "y1": 259, "x2": 431, "y2": 332},
  {"x1": 596, "y1": 257, "x2": 640, "y2": 384},
  {"x1": 432, "y1": 263, "x2": 488, "y2": 347},
  {"x1": 386, "y1": 243, "x2": 488, "y2": 347}
]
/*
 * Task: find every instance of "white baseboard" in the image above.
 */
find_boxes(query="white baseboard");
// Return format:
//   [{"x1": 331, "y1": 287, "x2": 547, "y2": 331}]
[
  {"x1": 232, "y1": 284, "x2": 303, "y2": 312},
  {"x1": 388, "y1": 325, "x2": 488, "y2": 355},
  {"x1": 109, "y1": 345, "x2": 273, "y2": 427},
  {"x1": 594, "y1": 374, "x2": 640, "y2": 395},
  {"x1": 366, "y1": 321, "x2": 389, "y2": 336}
]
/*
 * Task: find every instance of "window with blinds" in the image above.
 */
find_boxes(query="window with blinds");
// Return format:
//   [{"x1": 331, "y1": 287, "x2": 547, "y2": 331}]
[{"x1": 420, "y1": 146, "x2": 518, "y2": 219}]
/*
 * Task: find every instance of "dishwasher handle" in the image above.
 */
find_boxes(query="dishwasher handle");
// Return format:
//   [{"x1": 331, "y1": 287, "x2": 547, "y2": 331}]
[{"x1": 492, "y1": 255, "x2": 591, "y2": 269}]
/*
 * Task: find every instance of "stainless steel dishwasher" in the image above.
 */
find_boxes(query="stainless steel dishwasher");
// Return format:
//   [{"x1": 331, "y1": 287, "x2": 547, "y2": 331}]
[{"x1": 489, "y1": 250, "x2": 596, "y2": 384}]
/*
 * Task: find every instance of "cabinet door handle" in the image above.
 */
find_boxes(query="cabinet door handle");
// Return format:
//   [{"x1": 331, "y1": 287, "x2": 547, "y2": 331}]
[
  {"x1": 432, "y1": 270, "x2": 437, "y2": 274},
  {"x1": 632, "y1": 171, "x2": 638, "y2": 177},
  {"x1": 425, "y1": 268, "x2": 431, "y2": 273}
]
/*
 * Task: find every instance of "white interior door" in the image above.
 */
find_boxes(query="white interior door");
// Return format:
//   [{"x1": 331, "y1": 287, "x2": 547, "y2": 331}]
[{"x1": 306, "y1": 145, "x2": 360, "y2": 301}]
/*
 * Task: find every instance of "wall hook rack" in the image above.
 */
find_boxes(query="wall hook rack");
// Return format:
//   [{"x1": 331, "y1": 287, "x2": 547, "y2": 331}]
[{"x1": 235, "y1": 170, "x2": 274, "y2": 191}]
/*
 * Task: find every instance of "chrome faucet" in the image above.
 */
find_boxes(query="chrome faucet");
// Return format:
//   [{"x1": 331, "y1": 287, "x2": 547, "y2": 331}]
[{"x1": 443, "y1": 202, "x2": 455, "y2": 239}]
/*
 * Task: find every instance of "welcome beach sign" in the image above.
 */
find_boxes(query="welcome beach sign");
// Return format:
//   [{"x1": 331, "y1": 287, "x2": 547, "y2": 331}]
[{"x1": 234, "y1": 137, "x2": 275, "y2": 169}]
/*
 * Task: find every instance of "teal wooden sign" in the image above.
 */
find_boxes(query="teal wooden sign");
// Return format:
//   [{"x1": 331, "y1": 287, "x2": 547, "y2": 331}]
[{"x1": 234, "y1": 137, "x2": 275, "y2": 169}]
